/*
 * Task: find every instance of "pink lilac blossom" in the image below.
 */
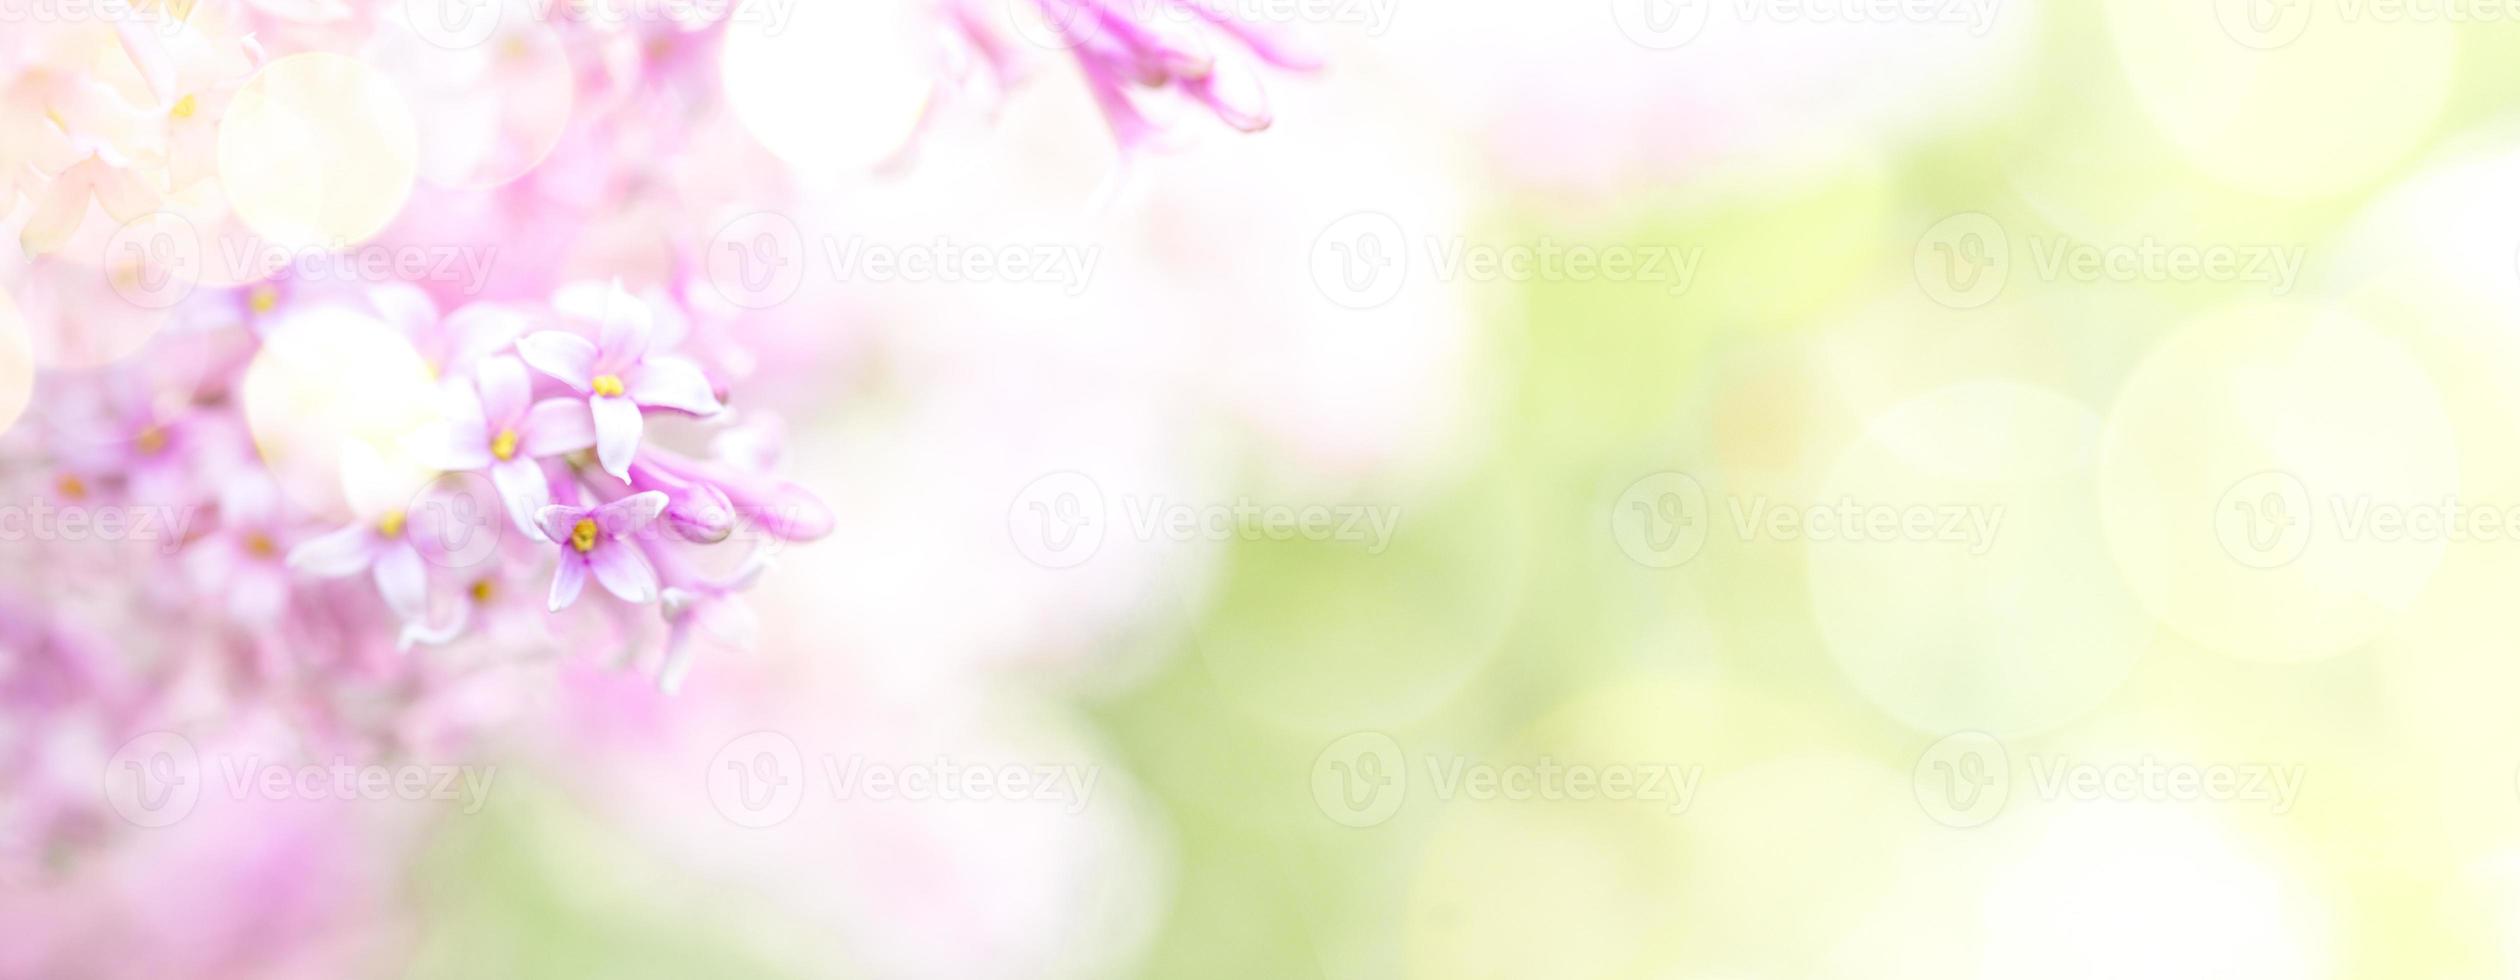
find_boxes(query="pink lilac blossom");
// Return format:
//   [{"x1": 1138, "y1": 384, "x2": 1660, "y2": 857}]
[
  {"x1": 947, "y1": 0, "x2": 1321, "y2": 151},
  {"x1": 0, "y1": 0, "x2": 1310, "y2": 934}
]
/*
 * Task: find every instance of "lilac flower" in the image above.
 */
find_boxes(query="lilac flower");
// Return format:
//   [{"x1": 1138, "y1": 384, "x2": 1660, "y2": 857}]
[
  {"x1": 181, "y1": 473, "x2": 296, "y2": 624},
  {"x1": 533, "y1": 491, "x2": 669, "y2": 612},
  {"x1": 421, "y1": 355, "x2": 596, "y2": 538},
  {"x1": 285, "y1": 506, "x2": 431, "y2": 621},
  {"x1": 988, "y1": 0, "x2": 1323, "y2": 149},
  {"x1": 514, "y1": 283, "x2": 723, "y2": 480},
  {"x1": 654, "y1": 547, "x2": 767, "y2": 694}
]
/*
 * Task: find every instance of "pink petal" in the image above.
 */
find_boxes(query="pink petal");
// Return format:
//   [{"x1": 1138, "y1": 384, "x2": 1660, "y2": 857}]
[
  {"x1": 555, "y1": 281, "x2": 651, "y2": 367},
  {"x1": 230, "y1": 569, "x2": 290, "y2": 623},
  {"x1": 372, "y1": 541, "x2": 428, "y2": 619},
  {"x1": 1189, "y1": 55, "x2": 1272, "y2": 132},
  {"x1": 587, "y1": 540, "x2": 658, "y2": 605},
  {"x1": 111, "y1": 20, "x2": 179, "y2": 104},
  {"x1": 515, "y1": 331, "x2": 599, "y2": 391},
  {"x1": 285, "y1": 523, "x2": 378, "y2": 577},
  {"x1": 445, "y1": 303, "x2": 528, "y2": 364},
  {"x1": 489, "y1": 457, "x2": 553, "y2": 540},
  {"x1": 18, "y1": 169, "x2": 92, "y2": 256},
  {"x1": 398, "y1": 601, "x2": 470, "y2": 650},
  {"x1": 592, "y1": 489, "x2": 670, "y2": 537},
  {"x1": 627, "y1": 356, "x2": 722, "y2": 415},
  {"x1": 519, "y1": 399, "x2": 596, "y2": 456},
  {"x1": 595, "y1": 285, "x2": 652, "y2": 367},
  {"x1": 533, "y1": 503, "x2": 587, "y2": 545},
  {"x1": 367, "y1": 283, "x2": 439, "y2": 339},
  {"x1": 87, "y1": 164, "x2": 158, "y2": 222},
  {"x1": 548, "y1": 555, "x2": 588, "y2": 611},
  {"x1": 475, "y1": 355, "x2": 531, "y2": 425},
  {"x1": 590, "y1": 394, "x2": 642, "y2": 480}
]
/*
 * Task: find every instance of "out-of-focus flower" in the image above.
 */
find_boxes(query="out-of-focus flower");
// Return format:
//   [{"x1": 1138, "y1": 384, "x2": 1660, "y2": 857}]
[
  {"x1": 418, "y1": 355, "x2": 595, "y2": 536},
  {"x1": 949, "y1": 0, "x2": 1320, "y2": 151},
  {"x1": 515, "y1": 283, "x2": 723, "y2": 480},
  {"x1": 287, "y1": 504, "x2": 433, "y2": 621},
  {"x1": 533, "y1": 490, "x2": 668, "y2": 611}
]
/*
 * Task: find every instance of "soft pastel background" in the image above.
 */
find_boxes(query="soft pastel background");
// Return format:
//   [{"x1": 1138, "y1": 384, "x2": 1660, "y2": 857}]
[{"x1": 18, "y1": 0, "x2": 2520, "y2": 976}]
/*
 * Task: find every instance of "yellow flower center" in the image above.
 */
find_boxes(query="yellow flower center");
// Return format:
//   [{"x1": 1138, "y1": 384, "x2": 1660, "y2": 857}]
[
  {"x1": 249, "y1": 284, "x2": 279, "y2": 315},
  {"x1": 490, "y1": 428, "x2": 520, "y2": 462},
  {"x1": 170, "y1": 94, "x2": 196, "y2": 119},
  {"x1": 134, "y1": 426, "x2": 167, "y2": 456},
  {"x1": 591, "y1": 374, "x2": 625, "y2": 398},
  {"x1": 244, "y1": 532, "x2": 276, "y2": 558},
  {"x1": 377, "y1": 509, "x2": 407, "y2": 539},
  {"x1": 56, "y1": 474, "x2": 87, "y2": 500},
  {"x1": 469, "y1": 578, "x2": 495, "y2": 603},
  {"x1": 569, "y1": 517, "x2": 599, "y2": 553}
]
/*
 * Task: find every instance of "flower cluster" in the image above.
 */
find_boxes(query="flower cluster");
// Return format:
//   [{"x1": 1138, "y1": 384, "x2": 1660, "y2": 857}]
[{"x1": 0, "y1": 0, "x2": 1310, "y2": 918}]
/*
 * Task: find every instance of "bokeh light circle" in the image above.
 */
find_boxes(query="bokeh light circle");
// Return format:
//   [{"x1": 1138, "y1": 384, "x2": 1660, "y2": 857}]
[
  {"x1": 217, "y1": 53, "x2": 423, "y2": 250},
  {"x1": 2106, "y1": 0, "x2": 2453, "y2": 199},
  {"x1": 239, "y1": 304, "x2": 441, "y2": 515},
  {"x1": 2099, "y1": 302, "x2": 2456, "y2": 662},
  {"x1": 1811, "y1": 381, "x2": 2147, "y2": 737},
  {"x1": 368, "y1": 3, "x2": 574, "y2": 190},
  {"x1": 721, "y1": 0, "x2": 935, "y2": 177}
]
